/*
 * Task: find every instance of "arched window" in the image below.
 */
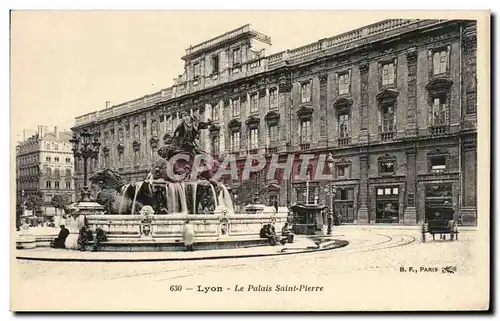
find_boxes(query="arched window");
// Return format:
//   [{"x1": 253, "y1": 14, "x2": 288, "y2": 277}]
[
  {"x1": 425, "y1": 78, "x2": 453, "y2": 134},
  {"x1": 376, "y1": 89, "x2": 399, "y2": 140},
  {"x1": 334, "y1": 98, "x2": 353, "y2": 146}
]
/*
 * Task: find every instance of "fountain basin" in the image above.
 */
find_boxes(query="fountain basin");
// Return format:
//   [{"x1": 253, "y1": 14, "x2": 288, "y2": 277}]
[{"x1": 84, "y1": 212, "x2": 287, "y2": 252}]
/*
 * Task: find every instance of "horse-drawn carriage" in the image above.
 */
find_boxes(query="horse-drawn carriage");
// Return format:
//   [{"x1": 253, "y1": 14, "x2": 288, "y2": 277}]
[{"x1": 421, "y1": 208, "x2": 459, "y2": 242}]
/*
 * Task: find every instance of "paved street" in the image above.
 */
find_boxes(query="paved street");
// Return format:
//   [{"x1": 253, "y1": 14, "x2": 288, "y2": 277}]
[{"x1": 12, "y1": 227, "x2": 488, "y2": 311}]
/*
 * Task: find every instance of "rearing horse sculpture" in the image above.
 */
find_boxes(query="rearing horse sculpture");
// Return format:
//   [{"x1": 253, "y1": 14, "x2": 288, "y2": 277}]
[{"x1": 90, "y1": 169, "x2": 152, "y2": 214}]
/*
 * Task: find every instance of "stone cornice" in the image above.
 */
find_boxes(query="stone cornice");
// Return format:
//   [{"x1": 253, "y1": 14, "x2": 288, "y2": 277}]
[
  {"x1": 228, "y1": 119, "x2": 242, "y2": 131},
  {"x1": 425, "y1": 78, "x2": 453, "y2": 93},
  {"x1": 245, "y1": 115, "x2": 261, "y2": 128},
  {"x1": 376, "y1": 89, "x2": 399, "y2": 103},
  {"x1": 333, "y1": 97, "x2": 354, "y2": 109}
]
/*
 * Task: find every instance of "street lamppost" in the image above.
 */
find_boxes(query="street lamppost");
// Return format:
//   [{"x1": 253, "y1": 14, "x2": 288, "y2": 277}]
[
  {"x1": 326, "y1": 153, "x2": 335, "y2": 235},
  {"x1": 20, "y1": 189, "x2": 26, "y2": 226},
  {"x1": 69, "y1": 129, "x2": 101, "y2": 203}
]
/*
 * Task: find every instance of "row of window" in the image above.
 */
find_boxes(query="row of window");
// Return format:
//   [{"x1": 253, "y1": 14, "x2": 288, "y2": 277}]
[
  {"x1": 192, "y1": 46, "x2": 242, "y2": 78},
  {"x1": 18, "y1": 151, "x2": 71, "y2": 165},
  {"x1": 45, "y1": 167, "x2": 72, "y2": 177},
  {"x1": 326, "y1": 155, "x2": 447, "y2": 180},
  {"x1": 45, "y1": 181, "x2": 72, "y2": 189},
  {"x1": 110, "y1": 120, "x2": 159, "y2": 143},
  {"x1": 99, "y1": 108, "x2": 452, "y2": 159},
  {"x1": 17, "y1": 181, "x2": 39, "y2": 190},
  {"x1": 45, "y1": 156, "x2": 72, "y2": 164},
  {"x1": 17, "y1": 155, "x2": 39, "y2": 166},
  {"x1": 18, "y1": 166, "x2": 38, "y2": 177},
  {"x1": 296, "y1": 95, "x2": 449, "y2": 143},
  {"x1": 299, "y1": 48, "x2": 449, "y2": 103},
  {"x1": 45, "y1": 142, "x2": 60, "y2": 151},
  {"x1": 221, "y1": 113, "x2": 453, "y2": 154},
  {"x1": 226, "y1": 124, "x2": 279, "y2": 152},
  {"x1": 226, "y1": 89, "x2": 279, "y2": 119},
  {"x1": 263, "y1": 153, "x2": 447, "y2": 183}
]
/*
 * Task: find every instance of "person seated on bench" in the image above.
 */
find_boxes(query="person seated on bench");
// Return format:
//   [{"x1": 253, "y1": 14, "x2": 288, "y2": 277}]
[
  {"x1": 260, "y1": 224, "x2": 279, "y2": 246},
  {"x1": 281, "y1": 223, "x2": 295, "y2": 244},
  {"x1": 78, "y1": 225, "x2": 94, "y2": 251},
  {"x1": 50, "y1": 224, "x2": 69, "y2": 249},
  {"x1": 92, "y1": 225, "x2": 107, "y2": 252}
]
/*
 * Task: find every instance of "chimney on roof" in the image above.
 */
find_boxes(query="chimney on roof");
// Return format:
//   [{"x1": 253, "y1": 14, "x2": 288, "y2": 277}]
[
  {"x1": 106, "y1": 101, "x2": 111, "y2": 108},
  {"x1": 54, "y1": 126, "x2": 59, "y2": 139},
  {"x1": 37, "y1": 125, "x2": 47, "y2": 138}
]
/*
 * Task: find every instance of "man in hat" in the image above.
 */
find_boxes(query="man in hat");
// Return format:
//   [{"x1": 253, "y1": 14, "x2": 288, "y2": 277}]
[
  {"x1": 92, "y1": 225, "x2": 108, "y2": 252},
  {"x1": 50, "y1": 224, "x2": 70, "y2": 249}
]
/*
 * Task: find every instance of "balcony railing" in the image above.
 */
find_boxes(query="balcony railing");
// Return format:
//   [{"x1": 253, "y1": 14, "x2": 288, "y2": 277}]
[
  {"x1": 266, "y1": 147, "x2": 278, "y2": 155},
  {"x1": 380, "y1": 132, "x2": 394, "y2": 141},
  {"x1": 338, "y1": 137, "x2": 351, "y2": 146},
  {"x1": 74, "y1": 87, "x2": 172, "y2": 126},
  {"x1": 185, "y1": 25, "x2": 251, "y2": 56},
  {"x1": 299, "y1": 143, "x2": 311, "y2": 150},
  {"x1": 430, "y1": 125, "x2": 448, "y2": 135}
]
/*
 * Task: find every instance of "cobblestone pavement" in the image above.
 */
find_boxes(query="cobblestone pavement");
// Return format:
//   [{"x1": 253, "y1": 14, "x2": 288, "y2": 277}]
[{"x1": 12, "y1": 227, "x2": 487, "y2": 311}]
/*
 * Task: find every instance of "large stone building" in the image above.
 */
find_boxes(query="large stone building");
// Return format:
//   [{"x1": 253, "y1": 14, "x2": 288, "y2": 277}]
[
  {"x1": 16, "y1": 126, "x2": 76, "y2": 215},
  {"x1": 72, "y1": 19, "x2": 477, "y2": 225}
]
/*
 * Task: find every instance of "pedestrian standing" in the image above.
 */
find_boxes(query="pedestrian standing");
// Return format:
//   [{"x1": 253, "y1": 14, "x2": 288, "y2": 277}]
[{"x1": 183, "y1": 220, "x2": 195, "y2": 251}]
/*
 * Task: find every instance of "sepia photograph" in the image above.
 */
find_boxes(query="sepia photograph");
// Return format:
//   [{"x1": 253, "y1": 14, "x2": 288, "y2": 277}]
[{"x1": 10, "y1": 10, "x2": 490, "y2": 312}]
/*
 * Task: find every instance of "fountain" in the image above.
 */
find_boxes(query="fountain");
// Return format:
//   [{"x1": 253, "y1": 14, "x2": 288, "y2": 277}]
[{"x1": 76, "y1": 112, "x2": 288, "y2": 251}]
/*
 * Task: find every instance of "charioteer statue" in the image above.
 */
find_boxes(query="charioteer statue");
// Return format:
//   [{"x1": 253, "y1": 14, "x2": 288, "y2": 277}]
[{"x1": 159, "y1": 111, "x2": 214, "y2": 161}]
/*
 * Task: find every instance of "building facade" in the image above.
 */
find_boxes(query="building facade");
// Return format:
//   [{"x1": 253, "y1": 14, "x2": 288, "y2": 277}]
[
  {"x1": 16, "y1": 126, "x2": 76, "y2": 215},
  {"x1": 73, "y1": 19, "x2": 477, "y2": 225}
]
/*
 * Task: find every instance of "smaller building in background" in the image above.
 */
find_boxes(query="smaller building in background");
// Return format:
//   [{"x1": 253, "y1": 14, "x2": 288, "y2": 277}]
[{"x1": 16, "y1": 126, "x2": 76, "y2": 220}]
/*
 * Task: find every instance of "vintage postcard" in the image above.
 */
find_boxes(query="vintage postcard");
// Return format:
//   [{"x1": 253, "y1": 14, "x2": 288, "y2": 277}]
[{"x1": 10, "y1": 10, "x2": 490, "y2": 312}]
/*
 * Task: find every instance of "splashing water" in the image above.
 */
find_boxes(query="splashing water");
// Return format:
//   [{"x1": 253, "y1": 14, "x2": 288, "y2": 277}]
[
  {"x1": 117, "y1": 174, "x2": 234, "y2": 215},
  {"x1": 217, "y1": 185, "x2": 234, "y2": 214},
  {"x1": 167, "y1": 183, "x2": 177, "y2": 214},
  {"x1": 178, "y1": 183, "x2": 188, "y2": 215},
  {"x1": 119, "y1": 184, "x2": 131, "y2": 214},
  {"x1": 210, "y1": 184, "x2": 218, "y2": 210},
  {"x1": 192, "y1": 182, "x2": 197, "y2": 214},
  {"x1": 131, "y1": 181, "x2": 144, "y2": 215}
]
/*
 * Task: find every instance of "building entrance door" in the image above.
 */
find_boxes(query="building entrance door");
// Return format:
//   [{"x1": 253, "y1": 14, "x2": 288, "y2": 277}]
[
  {"x1": 375, "y1": 186, "x2": 400, "y2": 223},
  {"x1": 333, "y1": 187, "x2": 355, "y2": 223},
  {"x1": 334, "y1": 203, "x2": 354, "y2": 223}
]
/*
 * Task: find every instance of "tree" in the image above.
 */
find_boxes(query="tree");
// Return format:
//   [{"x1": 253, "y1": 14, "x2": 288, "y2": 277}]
[
  {"x1": 25, "y1": 194, "x2": 44, "y2": 212},
  {"x1": 51, "y1": 194, "x2": 70, "y2": 213},
  {"x1": 236, "y1": 179, "x2": 266, "y2": 206},
  {"x1": 15, "y1": 203, "x2": 23, "y2": 229}
]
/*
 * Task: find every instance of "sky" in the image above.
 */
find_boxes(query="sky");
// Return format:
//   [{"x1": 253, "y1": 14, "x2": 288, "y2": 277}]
[{"x1": 10, "y1": 11, "x2": 393, "y2": 144}]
